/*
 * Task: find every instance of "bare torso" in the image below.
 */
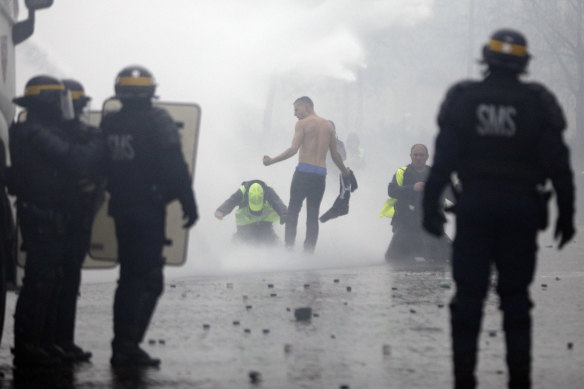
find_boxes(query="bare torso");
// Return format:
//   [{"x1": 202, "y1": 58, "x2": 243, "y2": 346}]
[{"x1": 297, "y1": 115, "x2": 334, "y2": 168}]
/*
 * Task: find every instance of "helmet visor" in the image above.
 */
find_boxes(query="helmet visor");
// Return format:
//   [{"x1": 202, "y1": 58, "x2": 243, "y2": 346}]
[{"x1": 60, "y1": 89, "x2": 75, "y2": 121}]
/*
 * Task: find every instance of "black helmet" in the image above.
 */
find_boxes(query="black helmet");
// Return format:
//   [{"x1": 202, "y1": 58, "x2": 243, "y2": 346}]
[
  {"x1": 62, "y1": 78, "x2": 91, "y2": 112},
  {"x1": 13, "y1": 75, "x2": 75, "y2": 120},
  {"x1": 114, "y1": 65, "x2": 156, "y2": 100},
  {"x1": 482, "y1": 29, "x2": 531, "y2": 73},
  {"x1": 14, "y1": 75, "x2": 66, "y2": 108}
]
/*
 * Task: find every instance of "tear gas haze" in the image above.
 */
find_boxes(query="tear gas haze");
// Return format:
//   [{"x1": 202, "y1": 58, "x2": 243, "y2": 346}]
[{"x1": 13, "y1": 0, "x2": 583, "y2": 281}]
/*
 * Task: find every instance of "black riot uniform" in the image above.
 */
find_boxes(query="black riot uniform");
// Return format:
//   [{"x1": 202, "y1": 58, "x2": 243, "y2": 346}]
[
  {"x1": 101, "y1": 65, "x2": 198, "y2": 367},
  {"x1": 53, "y1": 79, "x2": 105, "y2": 362},
  {"x1": 8, "y1": 75, "x2": 105, "y2": 368},
  {"x1": 422, "y1": 30, "x2": 575, "y2": 389}
]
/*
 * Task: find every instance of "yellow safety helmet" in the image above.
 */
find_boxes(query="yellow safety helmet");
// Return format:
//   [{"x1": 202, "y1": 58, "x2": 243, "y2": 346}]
[{"x1": 248, "y1": 183, "x2": 265, "y2": 212}]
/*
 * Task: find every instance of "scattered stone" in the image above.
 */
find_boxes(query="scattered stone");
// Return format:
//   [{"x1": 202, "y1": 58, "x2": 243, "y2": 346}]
[
  {"x1": 346, "y1": 286, "x2": 352, "y2": 292},
  {"x1": 170, "y1": 284, "x2": 176, "y2": 288},
  {"x1": 158, "y1": 339, "x2": 165, "y2": 345},
  {"x1": 545, "y1": 245, "x2": 553, "y2": 248},
  {"x1": 410, "y1": 309, "x2": 416, "y2": 314},
  {"x1": 244, "y1": 328, "x2": 251, "y2": 334},
  {"x1": 340, "y1": 385, "x2": 350, "y2": 389},
  {"x1": 268, "y1": 284, "x2": 274, "y2": 288},
  {"x1": 343, "y1": 302, "x2": 348, "y2": 305},
  {"x1": 294, "y1": 307, "x2": 312, "y2": 321},
  {"x1": 391, "y1": 287, "x2": 398, "y2": 291},
  {"x1": 496, "y1": 370, "x2": 504, "y2": 375},
  {"x1": 331, "y1": 334, "x2": 336, "y2": 339},
  {"x1": 304, "y1": 284, "x2": 310, "y2": 289},
  {"x1": 567, "y1": 342, "x2": 574, "y2": 350},
  {"x1": 284, "y1": 344, "x2": 292, "y2": 353},
  {"x1": 382, "y1": 344, "x2": 391, "y2": 356},
  {"x1": 555, "y1": 277, "x2": 561, "y2": 281},
  {"x1": 313, "y1": 313, "x2": 320, "y2": 318},
  {"x1": 249, "y1": 371, "x2": 262, "y2": 384},
  {"x1": 488, "y1": 331, "x2": 496, "y2": 337},
  {"x1": 439, "y1": 281, "x2": 451, "y2": 289},
  {"x1": 286, "y1": 307, "x2": 291, "y2": 312},
  {"x1": 437, "y1": 304, "x2": 445, "y2": 308},
  {"x1": 270, "y1": 293, "x2": 277, "y2": 297},
  {"x1": 242, "y1": 295, "x2": 248, "y2": 300},
  {"x1": 262, "y1": 329, "x2": 270, "y2": 334},
  {"x1": 148, "y1": 339, "x2": 156, "y2": 345},
  {"x1": 226, "y1": 283, "x2": 233, "y2": 289},
  {"x1": 541, "y1": 284, "x2": 548, "y2": 288},
  {"x1": 203, "y1": 324, "x2": 210, "y2": 330},
  {"x1": 233, "y1": 320, "x2": 240, "y2": 326},
  {"x1": 181, "y1": 292, "x2": 187, "y2": 298},
  {"x1": 246, "y1": 305, "x2": 253, "y2": 310},
  {"x1": 334, "y1": 279, "x2": 340, "y2": 283}
]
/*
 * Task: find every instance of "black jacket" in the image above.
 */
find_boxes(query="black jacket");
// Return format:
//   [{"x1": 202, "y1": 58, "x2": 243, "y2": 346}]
[
  {"x1": 8, "y1": 111, "x2": 105, "y2": 212},
  {"x1": 388, "y1": 164, "x2": 430, "y2": 228},
  {"x1": 101, "y1": 101, "x2": 197, "y2": 216},
  {"x1": 424, "y1": 69, "x2": 574, "y2": 220}
]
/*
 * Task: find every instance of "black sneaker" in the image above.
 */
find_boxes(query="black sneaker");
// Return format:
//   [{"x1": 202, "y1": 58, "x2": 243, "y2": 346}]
[
  {"x1": 12, "y1": 344, "x2": 63, "y2": 368},
  {"x1": 110, "y1": 346, "x2": 160, "y2": 368},
  {"x1": 59, "y1": 343, "x2": 92, "y2": 363}
]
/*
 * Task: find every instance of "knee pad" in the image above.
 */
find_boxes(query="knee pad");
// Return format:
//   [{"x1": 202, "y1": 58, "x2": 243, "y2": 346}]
[
  {"x1": 143, "y1": 268, "x2": 164, "y2": 297},
  {"x1": 501, "y1": 295, "x2": 533, "y2": 331},
  {"x1": 450, "y1": 296, "x2": 484, "y2": 330}
]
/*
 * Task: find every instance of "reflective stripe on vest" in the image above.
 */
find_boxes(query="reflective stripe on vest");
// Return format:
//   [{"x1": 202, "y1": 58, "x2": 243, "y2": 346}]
[
  {"x1": 379, "y1": 166, "x2": 407, "y2": 218},
  {"x1": 236, "y1": 185, "x2": 280, "y2": 226}
]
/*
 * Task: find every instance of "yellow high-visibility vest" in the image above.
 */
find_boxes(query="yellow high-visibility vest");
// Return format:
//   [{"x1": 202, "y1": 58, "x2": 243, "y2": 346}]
[{"x1": 379, "y1": 166, "x2": 407, "y2": 218}]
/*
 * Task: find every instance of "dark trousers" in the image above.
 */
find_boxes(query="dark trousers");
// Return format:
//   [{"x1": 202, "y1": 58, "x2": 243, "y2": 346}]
[
  {"x1": 285, "y1": 170, "x2": 325, "y2": 252},
  {"x1": 54, "y1": 214, "x2": 92, "y2": 348},
  {"x1": 112, "y1": 205, "x2": 165, "y2": 351},
  {"x1": 14, "y1": 206, "x2": 66, "y2": 349},
  {"x1": 451, "y1": 187, "x2": 538, "y2": 389},
  {"x1": 235, "y1": 222, "x2": 278, "y2": 245},
  {"x1": 385, "y1": 222, "x2": 451, "y2": 262}
]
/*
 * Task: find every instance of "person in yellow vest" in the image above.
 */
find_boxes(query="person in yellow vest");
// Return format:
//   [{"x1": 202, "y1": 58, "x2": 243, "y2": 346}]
[
  {"x1": 215, "y1": 180, "x2": 287, "y2": 245},
  {"x1": 380, "y1": 144, "x2": 451, "y2": 263}
]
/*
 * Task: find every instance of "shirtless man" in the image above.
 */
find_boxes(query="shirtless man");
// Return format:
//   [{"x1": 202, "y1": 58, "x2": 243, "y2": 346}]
[{"x1": 263, "y1": 96, "x2": 349, "y2": 252}]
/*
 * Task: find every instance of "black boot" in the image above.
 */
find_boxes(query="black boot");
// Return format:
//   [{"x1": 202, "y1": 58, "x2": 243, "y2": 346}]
[
  {"x1": 12, "y1": 343, "x2": 62, "y2": 368},
  {"x1": 58, "y1": 342, "x2": 92, "y2": 363},
  {"x1": 13, "y1": 278, "x2": 63, "y2": 368},
  {"x1": 111, "y1": 341, "x2": 160, "y2": 367},
  {"x1": 111, "y1": 270, "x2": 163, "y2": 368}
]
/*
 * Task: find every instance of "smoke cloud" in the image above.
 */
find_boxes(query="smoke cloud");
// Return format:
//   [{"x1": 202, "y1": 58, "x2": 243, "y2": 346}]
[{"x1": 15, "y1": 0, "x2": 435, "y2": 281}]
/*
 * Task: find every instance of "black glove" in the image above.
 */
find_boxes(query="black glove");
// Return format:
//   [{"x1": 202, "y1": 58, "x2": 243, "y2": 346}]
[
  {"x1": 554, "y1": 214, "x2": 575, "y2": 249},
  {"x1": 181, "y1": 200, "x2": 198, "y2": 229},
  {"x1": 423, "y1": 209, "x2": 446, "y2": 237}
]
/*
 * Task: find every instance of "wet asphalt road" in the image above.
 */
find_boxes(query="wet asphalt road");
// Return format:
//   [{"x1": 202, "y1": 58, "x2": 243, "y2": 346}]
[{"x1": 0, "y1": 234, "x2": 582, "y2": 389}]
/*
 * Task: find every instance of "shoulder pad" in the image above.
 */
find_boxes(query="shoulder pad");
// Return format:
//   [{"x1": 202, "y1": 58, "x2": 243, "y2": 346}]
[
  {"x1": 437, "y1": 80, "x2": 477, "y2": 125},
  {"x1": 525, "y1": 82, "x2": 566, "y2": 132},
  {"x1": 443, "y1": 80, "x2": 477, "y2": 101},
  {"x1": 150, "y1": 107, "x2": 181, "y2": 147}
]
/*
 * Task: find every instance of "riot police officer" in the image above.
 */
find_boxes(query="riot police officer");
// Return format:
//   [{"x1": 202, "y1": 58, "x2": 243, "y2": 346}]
[
  {"x1": 422, "y1": 29, "x2": 575, "y2": 389},
  {"x1": 52, "y1": 79, "x2": 105, "y2": 362},
  {"x1": 101, "y1": 65, "x2": 198, "y2": 367},
  {"x1": 8, "y1": 75, "x2": 105, "y2": 367}
]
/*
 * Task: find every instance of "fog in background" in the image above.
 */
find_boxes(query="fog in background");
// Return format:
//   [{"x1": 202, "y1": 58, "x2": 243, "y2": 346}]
[{"x1": 14, "y1": 0, "x2": 584, "y2": 282}]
